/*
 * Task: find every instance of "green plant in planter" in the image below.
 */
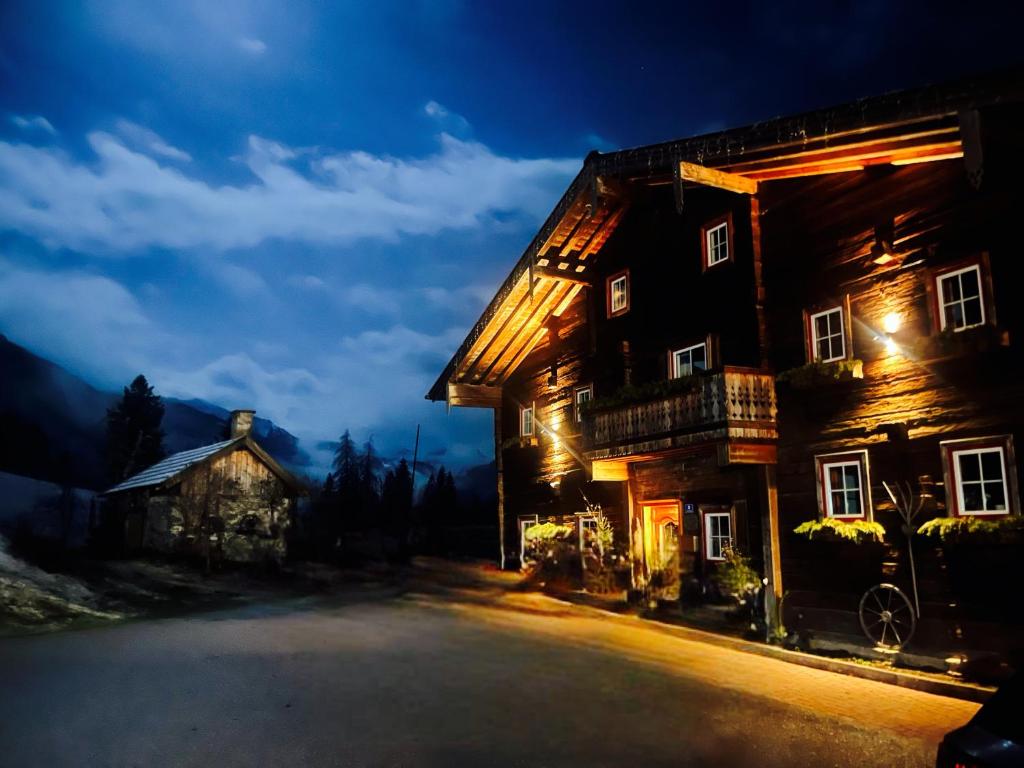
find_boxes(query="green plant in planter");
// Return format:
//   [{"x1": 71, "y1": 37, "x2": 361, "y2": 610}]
[
  {"x1": 793, "y1": 517, "x2": 886, "y2": 544},
  {"x1": 583, "y1": 374, "x2": 702, "y2": 413},
  {"x1": 712, "y1": 546, "x2": 761, "y2": 606},
  {"x1": 917, "y1": 515, "x2": 1024, "y2": 544},
  {"x1": 776, "y1": 359, "x2": 863, "y2": 390},
  {"x1": 909, "y1": 325, "x2": 1004, "y2": 361}
]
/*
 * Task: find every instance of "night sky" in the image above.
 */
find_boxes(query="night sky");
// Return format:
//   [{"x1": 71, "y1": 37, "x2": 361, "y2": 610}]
[{"x1": 1, "y1": 1, "x2": 1022, "y2": 474}]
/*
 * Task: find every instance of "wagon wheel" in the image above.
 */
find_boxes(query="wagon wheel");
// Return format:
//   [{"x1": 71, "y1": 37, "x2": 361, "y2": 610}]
[{"x1": 859, "y1": 584, "x2": 916, "y2": 650}]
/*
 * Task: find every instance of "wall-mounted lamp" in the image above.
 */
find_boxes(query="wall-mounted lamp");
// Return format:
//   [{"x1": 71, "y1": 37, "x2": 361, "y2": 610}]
[
  {"x1": 882, "y1": 312, "x2": 901, "y2": 334},
  {"x1": 870, "y1": 221, "x2": 896, "y2": 266}
]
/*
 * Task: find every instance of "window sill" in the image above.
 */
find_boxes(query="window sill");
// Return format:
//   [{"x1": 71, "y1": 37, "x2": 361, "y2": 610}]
[
  {"x1": 910, "y1": 325, "x2": 1009, "y2": 362},
  {"x1": 776, "y1": 359, "x2": 864, "y2": 390},
  {"x1": 501, "y1": 436, "x2": 539, "y2": 450}
]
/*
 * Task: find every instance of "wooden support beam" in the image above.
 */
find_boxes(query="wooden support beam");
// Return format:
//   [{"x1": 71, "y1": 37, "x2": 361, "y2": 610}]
[
  {"x1": 552, "y1": 283, "x2": 584, "y2": 318},
  {"x1": 679, "y1": 160, "x2": 758, "y2": 195},
  {"x1": 494, "y1": 406, "x2": 506, "y2": 570},
  {"x1": 475, "y1": 280, "x2": 560, "y2": 384},
  {"x1": 447, "y1": 382, "x2": 502, "y2": 409},
  {"x1": 495, "y1": 326, "x2": 549, "y2": 385},
  {"x1": 759, "y1": 464, "x2": 784, "y2": 636},
  {"x1": 533, "y1": 266, "x2": 591, "y2": 285},
  {"x1": 492, "y1": 282, "x2": 570, "y2": 383},
  {"x1": 592, "y1": 459, "x2": 629, "y2": 482},
  {"x1": 456, "y1": 270, "x2": 531, "y2": 380}
]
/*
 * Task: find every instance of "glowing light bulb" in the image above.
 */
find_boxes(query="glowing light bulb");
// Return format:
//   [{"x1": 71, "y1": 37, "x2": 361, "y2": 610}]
[{"x1": 882, "y1": 312, "x2": 901, "y2": 334}]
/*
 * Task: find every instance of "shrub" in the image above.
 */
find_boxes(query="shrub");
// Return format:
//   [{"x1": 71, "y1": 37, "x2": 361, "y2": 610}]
[
  {"x1": 712, "y1": 546, "x2": 761, "y2": 605},
  {"x1": 793, "y1": 518, "x2": 886, "y2": 544},
  {"x1": 917, "y1": 515, "x2": 1024, "y2": 544},
  {"x1": 776, "y1": 359, "x2": 863, "y2": 389}
]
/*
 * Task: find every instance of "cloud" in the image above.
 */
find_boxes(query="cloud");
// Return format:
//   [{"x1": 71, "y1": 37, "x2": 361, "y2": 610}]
[
  {"x1": 424, "y1": 101, "x2": 471, "y2": 136},
  {"x1": 340, "y1": 283, "x2": 401, "y2": 316},
  {"x1": 237, "y1": 36, "x2": 267, "y2": 55},
  {"x1": 286, "y1": 274, "x2": 328, "y2": 291},
  {"x1": 156, "y1": 353, "x2": 324, "y2": 424},
  {"x1": 0, "y1": 125, "x2": 578, "y2": 253},
  {"x1": 421, "y1": 284, "x2": 493, "y2": 310},
  {"x1": 9, "y1": 115, "x2": 56, "y2": 136},
  {"x1": 0, "y1": 260, "x2": 154, "y2": 385},
  {"x1": 114, "y1": 120, "x2": 191, "y2": 162}
]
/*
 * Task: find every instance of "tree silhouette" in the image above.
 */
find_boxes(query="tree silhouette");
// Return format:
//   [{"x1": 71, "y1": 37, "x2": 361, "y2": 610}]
[
  {"x1": 105, "y1": 374, "x2": 165, "y2": 483},
  {"x1": 381, "y1": 458, "x2": 413, "y2": 561}
]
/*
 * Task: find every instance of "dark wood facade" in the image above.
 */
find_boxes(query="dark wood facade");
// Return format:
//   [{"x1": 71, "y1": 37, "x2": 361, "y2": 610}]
[{"x1": 430, "y1": 73, "x2": 1024, "y2": 653}]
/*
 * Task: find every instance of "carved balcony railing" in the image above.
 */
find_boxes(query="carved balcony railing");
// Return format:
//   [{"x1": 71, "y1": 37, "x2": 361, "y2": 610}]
[{"x1": 582, "y1": 367, "x2": 777, "y2": 461}]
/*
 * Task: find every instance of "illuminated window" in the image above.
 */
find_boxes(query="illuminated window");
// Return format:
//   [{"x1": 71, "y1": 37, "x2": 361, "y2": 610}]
[
  {"x1": 671, "y1": 342, "x2": 707, "y2": 378},
  {"x1": 809, "y1": 306, "x2": 846, "y2": 362},
  {"x1": 574, "y1": 385, "x2": 593, "y2": 423},
  {"x1": 704, "y1": 512, "x2": 731, "y2": 561},
  {"x1": 941, "y1": 437, "x2": 1014, "y2": 516},
  {"x1": 937, "y1": 265, "x2": 985, "y2": 332},
  {"x1": 822, "y1": 461, "x2": 864, "y2": 518},
  {"x1": 607, "y1": 271, "x2": 629, "y2": 317},
  {"x1": 520, "y1": 405, "x2": 534, "y2": 437},
  {"x1": 815, "y1": 451, "x2": 871, "y2": 519}
]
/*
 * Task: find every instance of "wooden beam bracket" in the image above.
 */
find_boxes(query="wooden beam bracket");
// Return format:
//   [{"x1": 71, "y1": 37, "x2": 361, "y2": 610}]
[{"x1": 679, "y1": 160, "x2": 759, "y2": 195}]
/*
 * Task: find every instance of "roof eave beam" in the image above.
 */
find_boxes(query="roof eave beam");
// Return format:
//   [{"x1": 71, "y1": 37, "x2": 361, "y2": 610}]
[
  {"x1": 678, "y1": 160, "x2": 759, "y2": 195},
  {"x1": 447, "y1": 382, "x2": 502, "y2": 409}
]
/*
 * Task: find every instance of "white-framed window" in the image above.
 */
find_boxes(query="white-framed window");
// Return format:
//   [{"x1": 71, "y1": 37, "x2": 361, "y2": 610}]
[
  {"x1": 578, "y1": 514, "x2": 598, "y2": 553},
  {"x1": 608, "y1": 271, "x2": 629, "y2": 316},
  {"x1": 937, "y1": 265, "x2": 985, "y2": 332},
  {"x1": 809, "y1": 306, "x2": 846, "y2": 362},
  {"x1": 951, "y1": 446, "x2": 1009, "y2": 515},
  {"x1": 520, "y1": 405, "x2": 534, "y2": 437},
  {"x1": 705, "y1": 221, "x2": 729, "y2": 267},
  {"x1": 704, "y1": 512, "x2": 731, "y2": 561},
  {"x1": 574, "y1": 385, "x2": 593, "y2": 423},
  {"x1": 822, "y1": 461, "x2": 864, "y2": 518},
  {"x1": 814, "y1": 450, "x2": 871, "y2": 520},
  {"x1": 519, "y1": 514, "x2": 539, "y2": 569},
  {"x1": 671, "y1": 342, "x2": 708, "y2": 378}
]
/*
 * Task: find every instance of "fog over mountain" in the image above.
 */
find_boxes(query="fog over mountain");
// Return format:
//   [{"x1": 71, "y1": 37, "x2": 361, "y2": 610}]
[{"x1": 0, "y1": 333, "x2": 309, "y2": 489}]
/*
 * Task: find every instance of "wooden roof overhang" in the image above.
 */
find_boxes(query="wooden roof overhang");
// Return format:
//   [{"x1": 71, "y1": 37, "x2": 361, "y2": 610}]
[
  {"x1": 429, "y1": 168, "x2": 631, "y2": 405},
  {"x1": 428, "y1": 69, "x2": 1024, "y2": 404}
]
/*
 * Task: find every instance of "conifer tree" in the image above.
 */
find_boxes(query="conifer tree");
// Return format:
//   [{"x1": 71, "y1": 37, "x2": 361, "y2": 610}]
[{"x1": 105, "y1": 374, "x2": 165, "y2": 483}]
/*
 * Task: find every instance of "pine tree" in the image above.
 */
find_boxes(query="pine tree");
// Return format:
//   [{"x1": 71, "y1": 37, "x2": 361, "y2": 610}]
[
  {"x1": 381, "y1": 458, "x2": 413, "y2": 560},
  {"x1": 105, "y1": 374, "x2": 165, "y2": 483},
  {"x1": 333, "y1": 430, "x2": 361, "y2": 536},
  {"x1": 358, "y1": 438, "x2": 380, "y2": 528}
]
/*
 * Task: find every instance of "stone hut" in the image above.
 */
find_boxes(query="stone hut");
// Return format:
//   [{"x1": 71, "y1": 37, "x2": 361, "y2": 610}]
[{"x1": 103, "y1": 410, "x2": 304, "y2": 564}]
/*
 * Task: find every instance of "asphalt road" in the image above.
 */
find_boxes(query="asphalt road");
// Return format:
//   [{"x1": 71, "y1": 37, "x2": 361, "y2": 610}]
[{"x1": 0, "y1": 585, "x2": 977, "y2": 767}]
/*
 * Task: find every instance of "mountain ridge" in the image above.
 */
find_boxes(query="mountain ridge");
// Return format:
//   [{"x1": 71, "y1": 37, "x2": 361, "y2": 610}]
[{"x1": 0, "y1": 333, "x2": 310, "y2": 489}]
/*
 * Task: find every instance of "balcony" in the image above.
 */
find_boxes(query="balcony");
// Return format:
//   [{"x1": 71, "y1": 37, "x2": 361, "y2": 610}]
[{"x1": 582, "y1": 367, "x2": 778, "y2": 464}]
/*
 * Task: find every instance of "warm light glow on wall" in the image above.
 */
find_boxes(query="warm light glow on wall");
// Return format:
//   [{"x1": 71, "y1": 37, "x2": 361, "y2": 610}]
[
  {"x1": 882, "y1": 312, "x2": 901, "y2": 334},
  {"x1": 884, "y1": 337, "x2": 899, "y2": 356}
]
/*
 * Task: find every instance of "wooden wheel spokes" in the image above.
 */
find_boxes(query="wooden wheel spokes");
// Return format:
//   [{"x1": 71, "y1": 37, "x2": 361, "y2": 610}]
[{"x1": 858, "y1": 584, "x2": 917, "y2": 650}]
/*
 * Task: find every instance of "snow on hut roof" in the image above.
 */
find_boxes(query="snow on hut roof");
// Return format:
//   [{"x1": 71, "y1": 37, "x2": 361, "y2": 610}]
[{"x1": 104, "y1": 438, "x2": 241, "y2": 494}]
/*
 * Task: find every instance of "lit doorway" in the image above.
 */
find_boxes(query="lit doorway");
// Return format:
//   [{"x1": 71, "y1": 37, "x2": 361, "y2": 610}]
[{"x1": 641, "y1": 501, "x2": 681, "y2": 599}]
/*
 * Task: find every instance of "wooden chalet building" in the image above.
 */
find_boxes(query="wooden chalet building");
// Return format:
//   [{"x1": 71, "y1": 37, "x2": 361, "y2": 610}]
[
  {"x1": 103, "y1": 410, "x2": 304, "y2": 565},
  {"x1": 428, "y1": 70, "x2": 1024, "y2": 654}
]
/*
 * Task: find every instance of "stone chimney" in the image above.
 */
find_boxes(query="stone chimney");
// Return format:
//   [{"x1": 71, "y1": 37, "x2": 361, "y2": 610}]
[{"x1": 229, "y1": 409, "x2": 255, "y2": 439}]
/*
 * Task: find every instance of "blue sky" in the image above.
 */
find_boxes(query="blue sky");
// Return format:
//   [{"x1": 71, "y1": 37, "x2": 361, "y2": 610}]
[{"x1": 1, "y1": 1, "x2": 1021, "y2": 475}]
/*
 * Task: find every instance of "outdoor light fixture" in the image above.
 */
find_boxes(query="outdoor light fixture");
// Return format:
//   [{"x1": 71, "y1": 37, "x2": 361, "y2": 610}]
[
  {"x1": 882, "y1": 312, "x2": 901, "y2": 334},
  {"x1": 870, "y1": 221, "x2": 896, "y2": 265}
]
